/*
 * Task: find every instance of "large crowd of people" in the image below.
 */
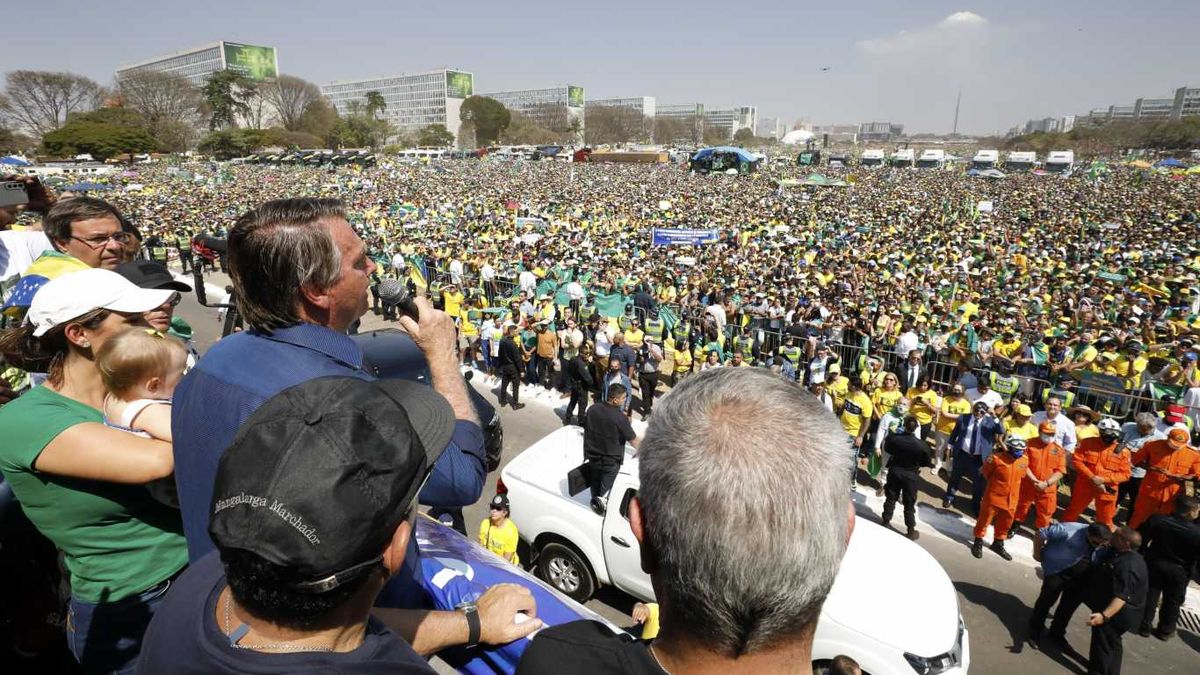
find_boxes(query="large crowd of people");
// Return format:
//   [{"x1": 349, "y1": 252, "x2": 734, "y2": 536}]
[{"x1": 1, "y1": 156, "x2": 1199, "y2": 674}]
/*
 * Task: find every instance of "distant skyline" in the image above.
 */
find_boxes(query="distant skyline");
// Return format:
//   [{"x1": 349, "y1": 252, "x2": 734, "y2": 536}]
[{"x1": 5, "y1": 1, "x2": 1198, "y2": 135}]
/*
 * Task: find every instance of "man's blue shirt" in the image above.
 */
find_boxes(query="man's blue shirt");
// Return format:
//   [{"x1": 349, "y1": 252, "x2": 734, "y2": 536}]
[
  {"x1": 172, "y1": 323, "x2": 485, "y2": 561},
  {"x1": 1038, "y1": 521, "x2": 1094, "y2": 577}
]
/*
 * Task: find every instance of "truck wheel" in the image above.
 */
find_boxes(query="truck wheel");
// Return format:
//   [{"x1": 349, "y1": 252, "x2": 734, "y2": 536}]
[{"x1": 537, "y1": 543, "x2": 595, "y2": 602}]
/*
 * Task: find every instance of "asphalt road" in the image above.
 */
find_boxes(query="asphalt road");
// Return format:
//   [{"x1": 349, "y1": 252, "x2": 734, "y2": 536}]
[{"x1": 172, "y1": 274, "x2": 1198, "y2": 674}]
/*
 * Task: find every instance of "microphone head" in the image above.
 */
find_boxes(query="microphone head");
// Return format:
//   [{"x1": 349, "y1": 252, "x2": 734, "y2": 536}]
[{"x1": 378, "y1": 278, "x2": 409, "y2": 305}]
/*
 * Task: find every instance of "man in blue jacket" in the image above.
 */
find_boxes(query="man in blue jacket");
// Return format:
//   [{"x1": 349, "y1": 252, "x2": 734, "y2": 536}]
[
  {"x1": 173, "y1": 198, "x2": 493, "y2": 654},
  {"x1": 943, "y1": 400, "x2": 1005, "y2": 513}
]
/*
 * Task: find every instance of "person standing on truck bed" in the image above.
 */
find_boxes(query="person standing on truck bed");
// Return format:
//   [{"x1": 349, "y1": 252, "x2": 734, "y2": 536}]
[{"x1": 583, "y1": 383, "x2": 639, "y2": 514}]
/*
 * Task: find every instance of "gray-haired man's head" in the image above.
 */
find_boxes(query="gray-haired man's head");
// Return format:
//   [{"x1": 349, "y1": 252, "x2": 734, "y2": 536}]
[{"x1": 631, "y1": 367, "x2": 854, "y2": 657}]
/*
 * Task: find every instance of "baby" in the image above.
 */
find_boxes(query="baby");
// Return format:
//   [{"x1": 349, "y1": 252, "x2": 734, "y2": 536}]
[{"x1": 96, "y1": 328, "x2": 188, "y2": 507}]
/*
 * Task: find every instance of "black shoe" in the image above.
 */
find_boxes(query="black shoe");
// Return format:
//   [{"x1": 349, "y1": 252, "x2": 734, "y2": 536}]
[
  {"x1": 906, "y1": 528, "x2": 920, "y2": 541},
  {"x1": 1153, "y1": 630, "x2": 1174, "y2": 641},
  {"x1": 591, "y1": 496, "x2": 607, "y2": 515},
  {"x1": 941, "y1": 496, "x2": 954, "y2": 509},
  {"x1": 1027, "y1": 625, "x2": 1044, "y2": 646},
  {"x1": 1047, "y1": 634, "x2": 1070, "y2": 653},
  {"x1": 512, "y1": 403, "x2": 526, "y2": 411},
  {"x1": 971, "y1": 538, "x2": 984, "y2": 558},
  {"x1": 1136, "y1": 626, "x2": 1152, "y2": 637},
  {"x1": 991, "y1": 540, "x2": 1013, "y2": 561}
]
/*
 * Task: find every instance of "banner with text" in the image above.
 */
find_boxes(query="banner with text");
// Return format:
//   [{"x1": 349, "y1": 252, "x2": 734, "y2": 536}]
[{"x1": 651, "y1": 227, "x2": 720, "y2": 246}]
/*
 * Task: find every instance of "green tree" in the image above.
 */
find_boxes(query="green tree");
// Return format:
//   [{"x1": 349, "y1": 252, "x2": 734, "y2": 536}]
[
  {"x1": 41, "y1": 107, "x2": 155, "y2": 160},
  {"x1": 197, "y1": 128, "x2": 270, "y2": 160},
  {"x1": 365, "y1": 90, "x2": 386, "y2": 120},
  {"x1": 501, "y1": 112, "x2": 557, "y2": 145},
  {"x1": 297, "y1": 97, "x2": 339, "y2": 140},
  {"x1": 703, "y1": 126, "x2": 731, "y2": 146},
  {"x1": 416, "y1": 123, "x2": 455, "y2": 147},
  {"x1": 460, "y1": 96, "x2": 510, "y2": 146},
  {"x1": 0, "y1": 70, "x2": 105, "y2": 136},
  {"x1": 732, "y1": 128, "x2": 756, "y2": 146},
  {"x1": 202, "y1": 70, "x2": 255, "y2": 130}
]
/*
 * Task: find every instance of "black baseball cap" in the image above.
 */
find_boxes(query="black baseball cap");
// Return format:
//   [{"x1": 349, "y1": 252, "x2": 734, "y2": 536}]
[
  {"x1": 209, "y1": 376, "x2": 455, "y2": 593},
  {"x1": 490, "y1": 494, "x2": 510, "y2": 511},
  {"x1": 115, "y1": 260, "x2": 191, "y2": 292}
]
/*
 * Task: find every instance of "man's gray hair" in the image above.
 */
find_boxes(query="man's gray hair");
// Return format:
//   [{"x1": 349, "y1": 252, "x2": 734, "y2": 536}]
[
  {"x1": 1134, "y1": 411, "x2": 1158, "y2": 428},
  {"x1": 227, "y1": 198, "x2": 345, "y2": 331},
  {"x1": 638, "y1": 367, "x2": 852, "y2": 657}
]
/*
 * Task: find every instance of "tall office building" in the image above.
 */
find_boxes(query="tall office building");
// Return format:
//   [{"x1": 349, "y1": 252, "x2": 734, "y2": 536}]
[
  {"x1": 755, "y1": 116, "x2": 785, "y2": 140},
  {"x1": 116, "y1": 41, "x2": 279, "y2": 87},
  {"x1": 588, "y1": 96, "x2": 656, "y2": 119},
  {"x1": 703, "y1": 106, "x2": 757, "y2": 140},
  {"x1": 321, "y1": 70, "x2": 474, "y2": 141},
  {"x1": 858, "y1": 122, "x2": 904, "y2": 142},
  {"x1": 479, "y1": 85, "x2": 586, "y2": 138}
]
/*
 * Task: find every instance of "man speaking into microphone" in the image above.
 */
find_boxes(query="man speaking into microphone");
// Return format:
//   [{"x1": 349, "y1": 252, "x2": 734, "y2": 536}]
[{"x1": 172, "y1": 199, "x2": 517, "y2": 654}]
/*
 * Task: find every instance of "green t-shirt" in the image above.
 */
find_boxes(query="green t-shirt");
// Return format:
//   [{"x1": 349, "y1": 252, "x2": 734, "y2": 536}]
[{"x1": 0, "y1": 386, "x2": 187, "y2": 602}]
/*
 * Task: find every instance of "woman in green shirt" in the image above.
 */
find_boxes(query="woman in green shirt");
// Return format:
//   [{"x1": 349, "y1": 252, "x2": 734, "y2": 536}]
[{"x1": 0, "y1": 269, "x2": 187, "y2": 674}]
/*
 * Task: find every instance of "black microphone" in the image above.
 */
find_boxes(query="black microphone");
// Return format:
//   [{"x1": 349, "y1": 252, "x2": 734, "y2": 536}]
[{"x1": 378, "y1": 278, "x2": 419, "y2": 319}]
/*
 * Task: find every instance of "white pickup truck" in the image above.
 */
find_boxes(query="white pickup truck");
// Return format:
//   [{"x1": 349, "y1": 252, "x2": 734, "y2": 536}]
[{"x1": 502, "y1": 426, "x2": 970, "y2": 675}]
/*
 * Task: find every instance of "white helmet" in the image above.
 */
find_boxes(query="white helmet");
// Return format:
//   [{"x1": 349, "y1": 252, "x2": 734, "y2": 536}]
[{"x1": 1097, "y1": 417, "x2": 1121, "y2": 437}]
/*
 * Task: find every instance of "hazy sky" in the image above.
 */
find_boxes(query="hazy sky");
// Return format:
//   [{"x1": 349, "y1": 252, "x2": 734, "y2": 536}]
[{"x1": 5, "y1": 1, "x2": 1197, "y2": 134}]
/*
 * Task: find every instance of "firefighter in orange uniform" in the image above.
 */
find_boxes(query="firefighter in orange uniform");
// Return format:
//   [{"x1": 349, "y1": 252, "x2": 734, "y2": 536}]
[
  {"x1": 1062, "y1": 418, "x2": 1129, "y2": 527},
  {"x1": 972, "y1": 433, "x2": 1030, "y2": 561},
  {"x1": 1129, "y1": 427, "x2": 1200, "y2": 529},
  {"x1": 1011, "y1": 420, "x2": 1067, "y2": 535}
]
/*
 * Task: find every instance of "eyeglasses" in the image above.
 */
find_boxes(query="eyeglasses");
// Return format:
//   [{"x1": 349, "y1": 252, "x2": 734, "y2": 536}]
[
  {"x1": 167, "y1": 292, "x2": 182, "y2": 307},
  {"x1": 71, "y1": 231, "x2": 135, "y2": 249}
]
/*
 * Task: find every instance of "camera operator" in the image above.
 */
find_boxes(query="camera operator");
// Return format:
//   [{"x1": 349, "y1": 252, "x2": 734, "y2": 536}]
[{"x1": 172, "y1": 198, "x2": 501, "y2": 655}]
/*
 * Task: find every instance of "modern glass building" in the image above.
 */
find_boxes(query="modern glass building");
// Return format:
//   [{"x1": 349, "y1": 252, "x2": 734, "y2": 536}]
[
  {"x1": 588, "y1": 96, "x2": 656, "y2": 119},
  {"x1": 116, "y1": 41, "x2": 279, "y2": 87},
  {"x1": 321, "y1": 69, "x2": 474, "y2": 141},
  {"x1": 703, "y1": 106, "x2": 757, "y2": 140},
  {"x1": 479, "y1": 85, "x2": 585, "y2": 139}
]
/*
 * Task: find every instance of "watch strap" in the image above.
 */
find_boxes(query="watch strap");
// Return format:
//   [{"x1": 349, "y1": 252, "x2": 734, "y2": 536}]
[{"x1": 463, "y1": 605, "x2": 481, "y2": 647}]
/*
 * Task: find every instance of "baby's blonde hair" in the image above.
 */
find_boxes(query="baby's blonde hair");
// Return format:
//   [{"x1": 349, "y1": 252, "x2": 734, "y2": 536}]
[{"x1": 96, "y1": 328, "x2": 186, "y2": 397}]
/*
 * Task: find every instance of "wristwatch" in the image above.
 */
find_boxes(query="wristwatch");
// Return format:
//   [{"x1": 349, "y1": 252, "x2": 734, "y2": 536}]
[{"x1": 456, "y1": 601, "x2": 480, "y2": 648}]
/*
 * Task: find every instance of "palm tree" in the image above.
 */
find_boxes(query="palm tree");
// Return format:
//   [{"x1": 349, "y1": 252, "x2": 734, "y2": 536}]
[{"x1": 365, "y1": 91, "x2": 386, "y2": 120}]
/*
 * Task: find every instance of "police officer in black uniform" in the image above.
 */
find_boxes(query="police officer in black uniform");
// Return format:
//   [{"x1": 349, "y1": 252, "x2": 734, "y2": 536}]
[
  {"x1": 880, "y1": 414, "x2": 932, "y2": 541},
  {"x1": 1137, "y1": 494, "x2": 1200, "y2": 640},
  {"x1": 1081, "y1": 527, "x2": 1148, "y2": 675}
]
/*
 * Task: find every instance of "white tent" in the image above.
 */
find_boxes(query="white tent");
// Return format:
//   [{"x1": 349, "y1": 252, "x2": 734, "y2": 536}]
[{"x1": 781, "y1": 129, "x2": 815, "y2": 145}]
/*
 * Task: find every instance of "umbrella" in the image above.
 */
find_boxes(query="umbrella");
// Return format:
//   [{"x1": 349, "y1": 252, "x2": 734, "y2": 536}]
[
  {"x1": 0, "y1": 156, "x2": 31, "y2": 166},
  {"x1": 1154, "y1": 158, "x2": 1187, "y2": 169}
]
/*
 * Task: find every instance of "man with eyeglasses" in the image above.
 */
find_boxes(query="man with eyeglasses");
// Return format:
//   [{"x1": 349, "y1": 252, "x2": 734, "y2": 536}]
[{"x1": 42, "y1": 196, "x2": 135, "y2": 270}]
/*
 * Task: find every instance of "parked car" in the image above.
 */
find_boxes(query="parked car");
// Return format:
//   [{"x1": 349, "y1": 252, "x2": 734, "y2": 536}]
[
  {"x1": 351, "y1": 328, "x2": 503, "y2": 471},
  {"x1": 500, "y1": 426, "x2": 969, "y2": 675}
]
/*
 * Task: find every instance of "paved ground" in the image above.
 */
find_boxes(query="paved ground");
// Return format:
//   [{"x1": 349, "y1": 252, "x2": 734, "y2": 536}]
[{"x1": 172, "y1": 273, "x2": 1199, "y2": 673}]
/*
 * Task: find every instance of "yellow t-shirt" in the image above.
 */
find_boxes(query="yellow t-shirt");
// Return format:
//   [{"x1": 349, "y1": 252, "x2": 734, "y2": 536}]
[
  {"x1": 871, "y1": 388, "x2": 902, "y2": 417},
  {"x1": 479, "y1": 518, "x2": 520, "y2": 566},
  {"x1": 840, "y1": 391, "x2": 874, "y2": 437},
  {"x1": 624, "y1": 329, "x2": 645, "y2": 349},
  {"x1": 1004, "y1": 419, "x2": 1038, "y2": 441},
  {"x1": 1075, "y1": 424, "x2": 1099, "y2": 441},
  {"x1": 639, "y1": 603, "x2": 661, "y2": 640},
  {"x1": 459, "y1": 310, "x2": 478, "y2": 337},
  {"x1": 442, "y1": 291, "x2": 465, "y2": 317},
  {"x1": 827, "y1": 376, "x2": 849, "y2": 409},
  {"x1": 936, "y1": 397, "x2": 972, "y2": 435},
  {"x1": 673, "y1": 348, "x2": 692, "y2": 373},
  {"x1": 907, "y1": 388, "x2": 941, "y2": 426},
  {"x1": 993, "y1": 339, "x2": 1023, "y2": 359}
]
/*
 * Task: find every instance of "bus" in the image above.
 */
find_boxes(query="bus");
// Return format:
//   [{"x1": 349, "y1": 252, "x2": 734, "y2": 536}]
[
  {"x1": 1005, "y1": 151, "x2": 1037, "y2": 172},
  {"x1": 971, "y1": 150, "x2": 999, "y2": 170},
  {"x1": 889, "y1": 148, "x2": 915, "y2": 168},
  {"x1": 1044, "y1": 150, "x2": 1075, "y2": 174},
  {"x1": 860, "y1": 149, "x2": 886, "y2": 167},
  {"x1": 916, "y1": 149, "x2": 946, "y2": 169}
]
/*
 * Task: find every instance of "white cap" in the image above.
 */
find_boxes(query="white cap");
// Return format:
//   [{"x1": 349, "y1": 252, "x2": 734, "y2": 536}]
[{"x1": 28, "y1": 269, "x2": 174, "y2": 337}]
